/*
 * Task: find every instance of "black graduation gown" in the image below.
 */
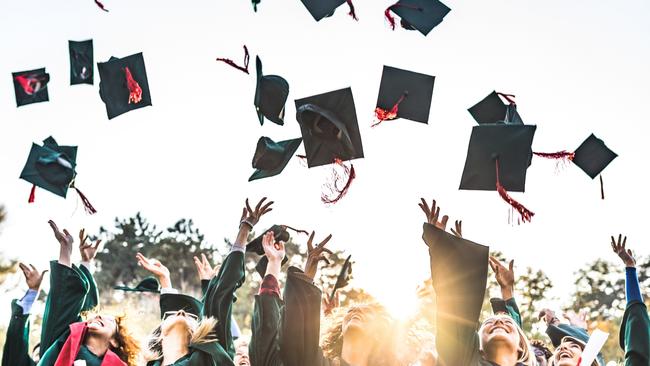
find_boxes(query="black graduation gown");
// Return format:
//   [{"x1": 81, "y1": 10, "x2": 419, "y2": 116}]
[
  {"x1": 620, "y1": 300, "x2": 650, "y2": 366},
  {"x1": 2, "y1": 299, "x2": 36, "y2": 366}
]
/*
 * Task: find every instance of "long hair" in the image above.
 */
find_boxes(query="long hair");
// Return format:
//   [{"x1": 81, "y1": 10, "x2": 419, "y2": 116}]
[
  {"x1": 144, "y1": 317, "x2": 218, "y2": 362},
  {"x1": 110, "y1": 315, "x2": 140, "y2": 366},
  {"x1": 320, "y1": 302, "x2": 428, "y2": 366},
  {"x1": 479, "y1": 314, "x2": 537, "y2": 366}
]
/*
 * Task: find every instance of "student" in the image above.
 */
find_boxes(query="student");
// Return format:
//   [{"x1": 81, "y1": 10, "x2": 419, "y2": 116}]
[
  {"x1": 37, "y1": 221, "x2": 139, "y2": 366},
  {"x1": 419, "y1": 198, "x2": 537, "y2": 366},
  {"x1": 2, "y1": 263, "x2": 47, "y2": 366},
  {"x1": 141, "y1": 197, "x2": 272, "y2": 366}
]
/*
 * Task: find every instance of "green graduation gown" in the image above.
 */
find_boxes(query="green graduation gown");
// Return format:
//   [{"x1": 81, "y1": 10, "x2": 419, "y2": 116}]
[
  {"x1": 2, "y1": 299, "x2": 36, "y2": 366},
  {"x1": 249, "y1": 276, "x2": 282, "y2": 366},
  {"x1": 620, "y1": 300, "x2": 650, "y2": 366}
]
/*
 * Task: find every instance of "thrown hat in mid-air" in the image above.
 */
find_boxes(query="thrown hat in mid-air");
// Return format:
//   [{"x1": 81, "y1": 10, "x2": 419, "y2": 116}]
[
  {"x1": 12, "y1": 68, "x2": 50, "y2": 107},
  {"x1": 97, "y1": 52, "x2": 152, "y2": 119}
]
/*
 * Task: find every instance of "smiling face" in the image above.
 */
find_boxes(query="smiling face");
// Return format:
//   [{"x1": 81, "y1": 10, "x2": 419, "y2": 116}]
[
  {"x1": 86, "y1": 314, "x2": 118, "y2": 340},
  {"x1": 551, "y1": 339, "x2": 583, "y2": 366},
  {"x1": 479, "y1": 315, "x2": 523, "y2": 355},
  {"x1": 160, "y1": 310, "x2": 199, "y2": 336},
  {"x1": 234, "y1": 342, "x2": 250, "y2": 366}
]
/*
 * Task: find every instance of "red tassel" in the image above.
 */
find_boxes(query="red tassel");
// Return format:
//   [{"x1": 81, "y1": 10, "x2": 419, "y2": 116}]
[
  {"x1": 28, "y1": 185, "x2": 36, "y2": 203},
  {"x1": 496, "y1": 92, "x2": 516, "y2": 105},
  {"x1": 14, "y1": 75, "x2": 35, "y2": 95},
  {"x1": 495, "y1": 159, "x2": 534, "y2": 223},
  {"x1": 322, "y1": 159, "x2": 356, "y2": 204},
  {"x1": 74, "y1": 187, "x2": 97, "y2": 215},
  {"x1": 600, "y1": 175, "x2": 605, "y2": 200},
  {"x1": 346, "y1": 0, "x2": 358, "y2": 20},
  {"x1": 385, "y1": 2, "x2": 423, "y2": 30},
  {"x1": 533, "y1": 151, "x2": 575, "y2": 161},
  {"x1": 372, "y1": 92, "x2": 407, "y2": 127},
  {"x1": 216, "y1": 45, "x2": 250, "y2": 74},
  {"x1": 124, "y1": 67, "x2": 142, "y2": 104},
  {"x1": 94, "y1": 0, "x2": 109, "y2": 12}
]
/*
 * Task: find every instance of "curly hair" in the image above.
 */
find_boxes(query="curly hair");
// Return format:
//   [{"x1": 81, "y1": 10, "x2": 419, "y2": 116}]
[
  {"x1": 111, "y1": 315, "x2": 140, "y2": 366},
  {"x1": 320, "y1": 302, "x2": 431, "y2": 366}
]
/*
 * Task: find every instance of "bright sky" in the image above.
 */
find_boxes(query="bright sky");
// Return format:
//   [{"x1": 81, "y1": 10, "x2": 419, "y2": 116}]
[{"x1": 1, "y1": 0, "x2": 649, "y2": 320}]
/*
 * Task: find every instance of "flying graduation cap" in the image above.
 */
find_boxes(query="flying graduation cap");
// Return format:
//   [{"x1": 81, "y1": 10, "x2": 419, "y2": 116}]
[
  {"x1": 384, "y1": 0, "x2": 450, "y2": 36},
  {"x1": 460, "y1": 124, "x2": 537, "y2": 223},
  {"x1": 374, "y1": 65, "x2": 435, "y2": 126},
  {"x1": 300, "y1": 0, "x2": 357, "y2": 21},
  {"x1": 295, "y1": 87, "x2": 364, "y2": 203},
  {"x1": 114, "y1": 277, "x2": 160, "y2": 293},
  {"x1": 329, "y1": 254, "x2": 352, "y2": 302},
  {"x1": 19, "y1": 136, "x2": 97, "y2": 214},
  {"x1": 12, "y1": 68, "x2": 50, "y2": 107},
  {"x1": 69, "y1": 40, "x2": 94, "y2": 85},
  {"x1": 255, "y1": 56, "x2": 289, "y2": 126},
  {"x1": 468, "y1": 91, "x2": 523, "y2": 125},
  {"x1": 97, "y1": 52, "x2": 152, "y2": 119},
  {"x1": 249, "y1": 136, "x2": 303, "y2": 181}
]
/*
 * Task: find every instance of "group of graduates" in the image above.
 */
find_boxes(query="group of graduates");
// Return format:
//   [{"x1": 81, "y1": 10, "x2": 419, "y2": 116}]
[{"x1": 1, "y1": 197, "x2": 648, "y2": 366}]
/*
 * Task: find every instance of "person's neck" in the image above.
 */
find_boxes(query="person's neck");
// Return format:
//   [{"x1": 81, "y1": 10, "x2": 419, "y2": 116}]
[
  {"x1": 161, "y1": 327, "x2": 190, "y2": 365},
  {"x1": 341, "y1": 333, "x2": 372, "y2": 366},
  {"x1": 84, "y1": 333, "x2": 110, "y2": 358},
  {"x1": 485, "y1": 344, "x2": 519, "y2": 366}
]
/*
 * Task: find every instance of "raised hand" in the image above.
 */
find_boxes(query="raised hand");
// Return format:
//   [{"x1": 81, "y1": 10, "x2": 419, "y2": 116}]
[
  {"x1": 240, "y1": 197, "x2": 274, "y2": 229},
  {"x1": 539, "y1": 308, "x2": 561, "y2": 326},
  {"x1": 304, "y1": 231, "x2": 333, "y2": 280},
  {"x1": 136, "y1": 253, "x2": 171, "y2": 288},
  {"x1": 193, "y1": 253, "x2": 220, "y2": 281},
  {"x1": 322, "y1": 291, "x2": 340, "y2": 316},
  {"x1": 489, "y1": 256, "x2": 515, "y2": 300},
  {"x1": 418, "y1": 198, "x2": 449, "y2": 231},
  {"x1": 262, "y1": 231, "x2": 286, "y2": 263},
  {"x1": 563, "y1": 309, "x2": 588, "y2": 329},
  {"x1": 49, "y1": 220, "x2": 74, "y2": 267},
  {"x1": 450, "y1": 220, "x2": 463, "y2": 238},
  {"x1": 19, "y1": 263, "x2": 47, "y2": 291},
  {"x1": 611, "y1": 234, "x2": 636, "y2": 268},
  {"x1": 79, "y1": 229, "x2": 101, "y2": 263}
]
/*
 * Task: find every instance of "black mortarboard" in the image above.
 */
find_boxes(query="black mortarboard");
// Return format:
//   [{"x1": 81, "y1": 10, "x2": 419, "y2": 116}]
[
  {"x1": 254, "y1": 56, "x2": 289, "y2": 126},
  {"x1": 69, "y1": 40, "x2": 94, "y2": 85},
  {"x1": 386, "y1": 0, "x2": 451, "y2": 36},
  {"x1": 113, "y1": 276, "x2": 160, "y2": 293},
  {"x1": 329, "y1": 255, "x2": 352, "y2": 301},
  {"x1": 12, "y1": 68, "x2": 50, "y2": 107},
  {"x1": 247, "y1": 225, "x2": 291, "y2": 255},
  {"x1": 20, "y1": 137, "x2": 77, "y2": 198},
  {"x1": 375, "y1": 65, "x2": 435, "y2": 124},
  {"x1": 249, "y1": 137, "x2": 302, "y2": 181},
  {"x1": 159, "y1": 293, "x2": 202, "y2": 319},
  {"x1": 572, "y1": 134, "x2": 617, "y2": 179},
  {"x1": 422, "y1": 222, "x2": 488, "y2": 330},
  {"x1": 459, "y1": 125, "x2": 536, "y2": 192},
  {"x1": 295, "y1": 87, "x2": 364, "y2": 168},
  {"x1": 97, "y1": 52, "x2": 152, "y2": 120},
  {"x1": 300, "y1": 0, "x2": 346, "y2": 21},
  {"x1": 468, "y1": 91, "x2": 523, "y2": 125}
]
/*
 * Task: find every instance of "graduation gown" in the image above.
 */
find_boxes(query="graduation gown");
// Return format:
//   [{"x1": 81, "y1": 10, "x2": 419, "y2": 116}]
[
  {"x1": 620, "y1": 300, "x2": 650, "y2": 366},
  {"x1": 249, "y1": 275, "x2": 282, "y2": 366},
  {"x1": 2, "y1": 300, "x2": 36, "y2": 366},
  {"x1": 37, "y1": 261, "x2": 120, "y2": 366},
  {"x1": 146, "y1": 250, "x2": 245, "y2": 366}
]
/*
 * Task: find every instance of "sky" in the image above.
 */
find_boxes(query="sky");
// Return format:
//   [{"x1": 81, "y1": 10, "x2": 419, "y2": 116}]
[{"x1": 1, "y1": 0, "x2": 649, "y2": 320}]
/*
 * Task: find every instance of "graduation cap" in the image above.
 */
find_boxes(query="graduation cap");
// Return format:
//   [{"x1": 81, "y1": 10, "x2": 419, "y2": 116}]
[
  {"x1": 69, "y1": 40, "x2": 94, "y2": 85},
  {"x1": 300, "y1": 0, "x2": 357, "y2": 21},
  {"x1": 374, "y1": 65, "x2": 435, "y2": 126},
  {"x1": 12, "y1": 68, "x2": 50, "y2": 107},
  {"x1": 159, "y1": 293, "x2": 202, "y2": 319},
  {"x1": 296, "y1": 87, "x2": 363, "y2": 203},
  {"x1": 546, "y1": 324, "x2": 605, "y2": 366},
  {"x1": 254, "y1": 56, "x2": 289, "y2": 126},
  {"x1": 384, "y1": 0, "x2": 450, "y2": 36},
  {"x1": 248, "y1": 225, "x2": 309, "y2": 276},
  {"x1": 422, "y1": 223, "x2": 488, "y2": 342},
  {"x1": 97, "y1": 52, "x2": 152, "y2": 120},
  {"x1": 249, "y1": 137, "x2": 302, "y2": 181},
  {"x1": 467, "y1": 91, "x2": 523, "y2": 125},
  {"x1": 19, "y1": 136, "x2": 97, "y2": 214},
  {"x1": 113, "y1": 276, "x2": 160, "y2": 293},
  {"x1": 329, "y1": 255, "x2": 352, "y2": 301},
  {"x1": 459, "y1": 124, "x2": 536, "y2": 222}
]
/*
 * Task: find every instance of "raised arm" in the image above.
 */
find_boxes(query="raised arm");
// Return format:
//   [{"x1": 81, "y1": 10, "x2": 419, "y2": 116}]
[
  {"x1": 249, "y1": 231, "x2": 285, "y2": 366},
  {"x1": 611, "y1": 234, "x2": 649, "y2": 366},
  {"x1": 488, "y1": 255, "x2": 522, "y2": 328},
  {"x1": 2, "y1": 263, "x2": 46, "y2": 366},
  {"x1": 193, "y1": 253, "x2": 219, "y2": 297},
  {"x1": 204, "y1": 197, "x2": 273, "y2": 357},
  {"x1": 77, "y1": 229, "x2": 101, "y2": 312},
  {"x1": 39, "y1": 221, "x2": 91, "y2": 357},
  {"x1": 280, "y1": 231, "x2": 332, "y2": 366}
]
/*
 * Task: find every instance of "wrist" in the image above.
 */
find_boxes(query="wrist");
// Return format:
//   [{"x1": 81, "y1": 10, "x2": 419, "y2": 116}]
[
  {"x1": 500, "y1": 285, "x2": 514, "y2": 300},
  {"x1": 239, "y1": 219, "x2": 254, "y2": 230},
  {"x1": 159, "y1": 276, "x2": 172, "y2": 289}
]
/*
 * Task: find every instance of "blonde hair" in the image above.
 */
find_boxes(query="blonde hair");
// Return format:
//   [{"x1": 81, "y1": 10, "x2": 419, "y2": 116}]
[
  {"x1": 144, "y1": 317, "x2": 218, "y2": 362},
  {"x1": 479, "y1": 314, "x2": 537, "y2": 366}
]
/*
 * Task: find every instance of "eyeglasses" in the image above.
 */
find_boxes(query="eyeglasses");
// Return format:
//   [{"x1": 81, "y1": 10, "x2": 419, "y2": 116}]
[{"x1": 162, "y1": 311, "x2": 199, "y2": 321}]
